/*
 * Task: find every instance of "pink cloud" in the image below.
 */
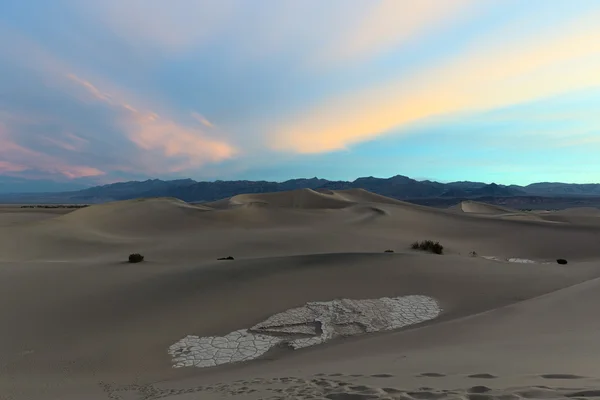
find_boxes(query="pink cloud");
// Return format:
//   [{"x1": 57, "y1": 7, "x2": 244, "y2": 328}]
[
  {"x1": 41, "y1": 132, "x2": 89, "y2": 152},
  {"x1": 0, "y1": 123, "x2": 104, "y2": 179},
  {"x1": 65, "y1": 74, "x2": 113, "y2": 102},
  {"x1": 67, "y1": 74, "x2": 237, "y2": 169},
  {"x1": 191, "y1": 112, "x2": 215, "y2": 128},
  {"x1": 58, "y1": 165, "x2": 104, "y2": 179},
  {"x1": 0, "y1": 161, "x2": 28, "y2": 173}
]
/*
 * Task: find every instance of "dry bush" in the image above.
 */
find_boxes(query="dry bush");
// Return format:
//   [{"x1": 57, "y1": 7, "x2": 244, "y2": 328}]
[{"x1": 411, "y1": 240, "x2": 443, "y2": 254}]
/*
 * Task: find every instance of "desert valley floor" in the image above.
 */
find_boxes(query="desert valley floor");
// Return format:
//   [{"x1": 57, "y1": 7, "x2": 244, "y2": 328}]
[{"x1": 2, "y1": 189, "x2": 600, "y2": 400}]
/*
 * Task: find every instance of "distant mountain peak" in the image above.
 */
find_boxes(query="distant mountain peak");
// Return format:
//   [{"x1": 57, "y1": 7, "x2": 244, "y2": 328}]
[{"x1": 2, "y1": 174, "x2": 600, "y2": 204}]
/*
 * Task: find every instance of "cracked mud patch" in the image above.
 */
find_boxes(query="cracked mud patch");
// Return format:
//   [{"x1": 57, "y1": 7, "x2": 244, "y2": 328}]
[{"x1": 168, "y1": 295, "x2": 441, "y2": 368}]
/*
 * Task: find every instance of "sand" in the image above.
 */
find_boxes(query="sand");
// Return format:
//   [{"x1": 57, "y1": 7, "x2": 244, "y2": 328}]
[
  {"x1": 450, "y1": 201, "x2": 555, "y2": 223},
  {"x1": 1, "y1": 189, "x2": 600, "y2": 399}
]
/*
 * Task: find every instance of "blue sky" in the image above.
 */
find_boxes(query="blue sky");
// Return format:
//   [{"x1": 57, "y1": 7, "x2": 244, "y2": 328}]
[{"x1": 1, "y1": 0, "x2": 599, "y2": 191}]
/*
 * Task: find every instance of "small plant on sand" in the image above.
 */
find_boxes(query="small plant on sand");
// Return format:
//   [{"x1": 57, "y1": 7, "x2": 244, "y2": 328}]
[
  {"x1": 128, "y1": 253, "x2": 144, "y2": 263},
  {"x1": 384, "y1": 249, "x2": 394, "y2": 253},
  {"x1": 411, "y1": 240, "x2": 444, "y2": 255},
  {"x1": 556, "y1": 258, "x2": 568, "y2": 265}
]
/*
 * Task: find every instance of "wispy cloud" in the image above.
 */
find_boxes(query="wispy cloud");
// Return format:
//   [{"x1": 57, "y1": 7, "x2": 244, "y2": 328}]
[
  {"x1": 41, "y1": 132, "x2": 89, "y2": 152},
  {"x1": 271, "y1": 9, "x2": 600, "y2": 153},
  {"x1": 0, "y1": 161, "x2": 28, "y2": 174},
  {"x1": 70, "y1": 0, "x2": 235, "y2": 53},
  {"x1": 66, "y1": 74, "x2": 114, "y2": 103},
  {"x1": 316, "y1": 0, "x2": 479, "y2": 66},
  {"x1": 66, "y1": 74, "x2": 237, "y2": 171},
  {"x1": 0, "y1": 123, "x2": 105, "y2": 179},
  {"x1": 2, "y1": 0, "x2": 600, "y2": 188},
  {"x1": 191, "y1": 112, "x2": 215, "y2": 128},
  {"x1": 0, "y1": 21, "x2": 237, "y2": 182}
]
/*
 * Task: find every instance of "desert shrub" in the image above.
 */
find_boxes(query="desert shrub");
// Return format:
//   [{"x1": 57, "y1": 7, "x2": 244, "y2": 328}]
[
  {"x1": 217, "y1": 256, "x2": 235, "y2": 260},
  {"x1": 429, "y1": 242, "x2": 444, "y2": 254},
  {"x1": 411, "y1": 240, "x2": 444, "y2": 255},
  {"x1": 128, "y1": 253, "x2": 144, "y2": 263},
  {"x1": 384, "y1": 249, "x2": 394, "y2": 253},
  {"x1": 556, "y1": 258, "x2": 568, "y2": 265},
  {"x1": 469, "y1": 251, "x2": 478, "y2": 257}
]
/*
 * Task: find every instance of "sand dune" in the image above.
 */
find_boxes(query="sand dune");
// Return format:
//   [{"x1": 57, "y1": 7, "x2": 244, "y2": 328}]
[
  {"x1": 529, "y1": 207, "x2": 600, "y2": 226},
  {"x1": 230, "y1": 188, "x2": 353, "y2": 209},
  {"x1": 452, "y1": 200, "x2": 554, "y2": 223},
  {"x1": 331, "y1": 188, "x2": 412, "y2": 205},
  {"x1": 2, "y1": 189, "x2": 600, "y2": 399},
  {"x1": 55, "y1": 197, "x2": 213, "y2": 233},
  {"x1": 0, "y1": 205, "x2": 70, "y2": 227},
  {"x1": 552, "y1": 206, "x2": 600, "y2": 217},
  {"x1": 207, "y1": 188, "x2": 408, "y2": 210},
  {"x1": 451, "y1": 200, "x2": 517, "y2": 214}
]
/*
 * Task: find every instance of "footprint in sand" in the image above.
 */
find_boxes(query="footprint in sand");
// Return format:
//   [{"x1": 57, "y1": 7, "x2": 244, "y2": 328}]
[
  {"x1": 370, "y1": 373, "x2": 394, "y2": 378},
  {"x1": 468, "y1": 373, "x2": 498, "y2": 379},
  {"x1": 382, "y1": 387, "x2": 403, "y2": 394},
  {"x1": 349, "y1": 385, "x2": 372, "y2": 391},
  {"x1": 467, "y1": 394, "x2": 493, "y2": 400},
  {"x1": 325, "y1": 394, "x2": 379, "y2": 399},
  {"x1": 567, "y1": 390, "x2": 600, "y2": 397},
  {"x1": 540, "y1": 374, "x2": 586, "y2": 380},
  {"x1": 407, "y1": 390, "x2": 447, "y2": 399},
  {"x1": 468, "y1": 386, "x2": 492, "y2": 393}
]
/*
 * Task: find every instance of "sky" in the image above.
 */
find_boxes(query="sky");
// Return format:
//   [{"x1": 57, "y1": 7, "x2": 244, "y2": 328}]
[{"x1": 1, "y1": 0, "x2": 600, "y2": 192}]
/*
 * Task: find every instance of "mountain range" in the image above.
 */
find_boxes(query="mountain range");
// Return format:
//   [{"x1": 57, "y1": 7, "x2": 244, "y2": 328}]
[{"x1": 2, "y1": 175, "x2": 600, "y2": 208}]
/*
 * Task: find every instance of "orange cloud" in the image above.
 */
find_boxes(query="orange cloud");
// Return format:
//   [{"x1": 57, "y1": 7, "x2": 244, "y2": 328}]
[
  {"x1": 126, "y1": 115, "x2": 235, "y2": 168},
  {"x1": 67, "y1": 74, "x2": 237, "y2": 168},
  {"x1": 57, "y1": 165, "x2": 104, "y2": 179},
  {"x1": 272, "y1": 11, "x2": 600, "y2": 153}
]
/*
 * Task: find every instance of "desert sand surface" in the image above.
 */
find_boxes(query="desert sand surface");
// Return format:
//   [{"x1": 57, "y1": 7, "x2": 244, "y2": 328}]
[
  {"x1": 529, "y1": 207, "x2": 600, "y2": 226},
  {"x1": 2, "y1": 189, "x2": 600, "y2": 399},
  {"x1": 0, "y1": 205, "x2": 73, "y2": 227},
  {"x1": 450, "y1": 201, "x2": 556, "y2": 223}
]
